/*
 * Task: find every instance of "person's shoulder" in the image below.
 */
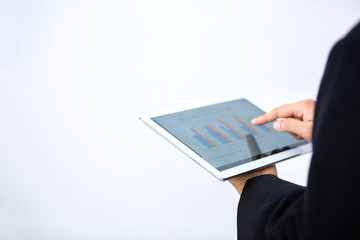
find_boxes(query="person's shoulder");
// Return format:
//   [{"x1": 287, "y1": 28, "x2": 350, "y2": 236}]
[
  {"x1": 327, "y1": 21, "x2": 360, "y2": 64},
  {"x1": 337, "y1": 21, "x2": 360, "y2": 50},
  {"x1": 345, "y1": 21, "x2": 360, "y2": 40}
]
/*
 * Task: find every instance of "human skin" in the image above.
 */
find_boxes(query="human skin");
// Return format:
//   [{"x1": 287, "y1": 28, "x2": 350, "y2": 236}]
[{"x1": 228, "y1": 99, "x2": 316, "y2": 195}]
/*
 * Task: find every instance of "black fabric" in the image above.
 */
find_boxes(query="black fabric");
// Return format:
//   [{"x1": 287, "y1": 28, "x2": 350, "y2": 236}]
[{"x1": 237, "y1": 21, "x2": 360, "y2": 240}]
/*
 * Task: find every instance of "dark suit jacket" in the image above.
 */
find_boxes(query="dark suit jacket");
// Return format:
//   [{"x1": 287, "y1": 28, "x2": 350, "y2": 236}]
[{"x1": 237, "y1": 21, "x2": 360, "y2": 240}]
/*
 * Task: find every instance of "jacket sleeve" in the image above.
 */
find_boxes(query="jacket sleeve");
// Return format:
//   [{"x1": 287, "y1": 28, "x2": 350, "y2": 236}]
[{"x1": 237, "y1": 175, "x2": 305, "y2": 240}]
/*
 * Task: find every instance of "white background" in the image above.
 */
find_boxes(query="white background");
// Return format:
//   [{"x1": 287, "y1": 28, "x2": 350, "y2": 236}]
[{"x1": 0, "y1": 1, "x2": 359, "y2": 239}]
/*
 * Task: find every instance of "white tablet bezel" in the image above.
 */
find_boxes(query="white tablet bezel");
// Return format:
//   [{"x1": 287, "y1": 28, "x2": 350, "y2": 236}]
[{"x1": 139, "y1": 97, "x2": 312, "y2": 181}]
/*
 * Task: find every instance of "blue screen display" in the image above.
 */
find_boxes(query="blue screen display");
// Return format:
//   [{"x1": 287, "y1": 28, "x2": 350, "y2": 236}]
[{"x1": 152, "y1": 99, "x2": 307, "y2": 171}]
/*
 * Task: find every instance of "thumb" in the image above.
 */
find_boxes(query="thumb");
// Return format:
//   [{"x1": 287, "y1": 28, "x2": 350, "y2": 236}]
[{"x1": 273, "y1": 118, "x2": 312, "y2": 142}]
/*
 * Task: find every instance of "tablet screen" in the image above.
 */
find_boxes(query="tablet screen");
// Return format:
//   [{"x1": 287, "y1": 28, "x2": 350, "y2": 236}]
[{"x1": 152, "y1": 99, "x2": 307, "y2": 171}]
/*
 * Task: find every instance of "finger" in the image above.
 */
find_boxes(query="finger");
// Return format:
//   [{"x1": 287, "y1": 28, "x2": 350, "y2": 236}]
[
  {"x1": 273, "y1": 118, "x2": 312, "y2": 141},
  {"x1": 251, "y1": 102, "x2": 305, "y2": 126}
]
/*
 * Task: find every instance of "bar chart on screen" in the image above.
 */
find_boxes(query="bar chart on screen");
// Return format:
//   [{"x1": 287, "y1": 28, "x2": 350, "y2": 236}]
[
  {"x1": 190, "y1": 114, "x2": 273, "y2": 149},
  {"x1": 151, "y1": 98, "x2": 305, "y2": 169}
]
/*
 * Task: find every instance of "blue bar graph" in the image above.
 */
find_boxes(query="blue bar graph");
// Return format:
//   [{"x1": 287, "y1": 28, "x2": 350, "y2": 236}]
[
  {"x1": 204, "y1": 126, "x2": 228, "y2": 144},
  {"x1": 193, "y1": 135, "x2": 213, "y2": 149},
  {"x1": 220, "y1": 125, "x2": 243, "y2": 140},
  {"x1": 240, "y1": 125, "x2": 256, "y2": 136}
]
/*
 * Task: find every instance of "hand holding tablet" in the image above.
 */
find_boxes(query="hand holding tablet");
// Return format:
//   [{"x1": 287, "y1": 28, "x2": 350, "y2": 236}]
[{"x1": 139, "y1": 98, "x2": 312, "y2": 181}]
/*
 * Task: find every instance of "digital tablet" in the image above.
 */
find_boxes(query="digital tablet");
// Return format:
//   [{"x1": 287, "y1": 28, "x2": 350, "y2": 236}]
[{"x1": 139, "y1": 98, "x2": 312, "y2": 181}]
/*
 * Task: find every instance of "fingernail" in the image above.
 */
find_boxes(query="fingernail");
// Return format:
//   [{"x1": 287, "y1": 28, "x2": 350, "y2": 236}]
[
  {"x1": 251, "y1": 118, "x2": 258, "y2": 124},
  {"x1": 274, "y1": 121, "x2": 281, "y2": 130}
]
